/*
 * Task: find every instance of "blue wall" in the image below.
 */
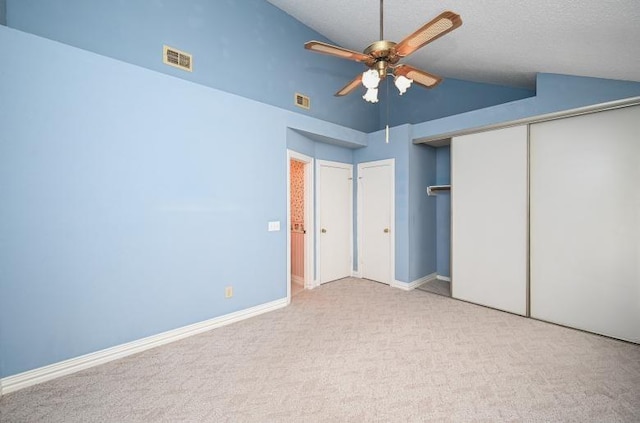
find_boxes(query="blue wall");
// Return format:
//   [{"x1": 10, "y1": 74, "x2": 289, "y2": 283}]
[
  {"x1": 286, "y1": 130, "x2": 356, "y2": 164},
  {"x1": 380, "y1": 77, "x2": 534, "y2": 130},
  {"x1": 0, "y1": 0, "x2": 6, "y2": 25},
  {"x1": 6, "y1": 0, "x2": 379, "y2": 132},
  {"x1": 0, "y1": 25, "x2": 364, "y2": 378}
]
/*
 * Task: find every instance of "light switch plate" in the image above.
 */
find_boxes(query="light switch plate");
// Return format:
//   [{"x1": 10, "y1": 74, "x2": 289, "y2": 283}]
[{"x1": 268, "y1": 221, "x2": 280, "y2": 231}]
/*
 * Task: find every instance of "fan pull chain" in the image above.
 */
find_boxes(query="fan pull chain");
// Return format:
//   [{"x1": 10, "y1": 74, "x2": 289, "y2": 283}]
[{"x1": 385, "y1": 76, "x2": 390, "y2": 143}]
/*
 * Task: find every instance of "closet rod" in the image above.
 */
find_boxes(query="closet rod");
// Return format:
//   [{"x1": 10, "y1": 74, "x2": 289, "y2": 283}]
[{"x1": 427, "y1": 185, "x2": 451, "y2": 196}]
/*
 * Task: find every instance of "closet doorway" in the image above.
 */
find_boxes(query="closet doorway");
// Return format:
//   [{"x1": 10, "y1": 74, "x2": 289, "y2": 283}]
[
  {"x1": 287, "y1": 150, "x2": 314, "y2": 302},
  {"x1": 420, "y1": 144, "x2": 452, "y2": 297}
]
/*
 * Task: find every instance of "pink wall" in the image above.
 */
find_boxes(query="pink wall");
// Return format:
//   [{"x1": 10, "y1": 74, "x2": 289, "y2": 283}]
[{"x1": 290, "y1": 160, "x2": 304, "y2": 280}]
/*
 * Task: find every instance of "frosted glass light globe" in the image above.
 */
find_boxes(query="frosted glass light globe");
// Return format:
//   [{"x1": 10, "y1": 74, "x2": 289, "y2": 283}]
[
  {"x1": 394, "y1": 75, "x2": 413, "y2": 95},
  {"x1": 362, "y1": 69, "x2": 381, "y2": 89},
  {"x1": 363, "y1": 88, "x2": 379, "y2": 103}
]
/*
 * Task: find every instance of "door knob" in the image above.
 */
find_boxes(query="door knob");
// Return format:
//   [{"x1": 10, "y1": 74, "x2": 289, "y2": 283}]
[
  {"x1": 384, "y1": 228, "x2": 390, "y2": 233},
  {"x1": 321, "y1": 228, "x2": 327, "y2": 233}
]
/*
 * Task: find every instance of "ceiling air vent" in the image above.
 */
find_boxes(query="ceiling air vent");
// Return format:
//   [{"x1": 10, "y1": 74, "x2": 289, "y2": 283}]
[
  {"x1": 295, "y1": 93, "x2": 310, "y2": 110},
  {"x1": 163, "y1": 45, "x2": 192, "y2": 72}
]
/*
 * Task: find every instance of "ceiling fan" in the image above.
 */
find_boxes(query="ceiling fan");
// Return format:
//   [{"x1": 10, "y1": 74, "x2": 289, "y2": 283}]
[{"x1": 304, "y1": 0, "x2": 462, "y2": 103}]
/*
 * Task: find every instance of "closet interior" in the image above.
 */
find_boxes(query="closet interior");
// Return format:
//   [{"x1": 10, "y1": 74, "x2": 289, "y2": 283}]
[{"x1": 420, "y1": 142, "x2": 452, "y2": 297}]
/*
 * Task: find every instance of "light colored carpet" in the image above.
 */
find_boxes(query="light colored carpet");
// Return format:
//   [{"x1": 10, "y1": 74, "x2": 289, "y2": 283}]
[
  {"x1": 418, "y1": 278, "x2": 451, "y2": 297},
  {"x1": 291, "y1": 280, "x2": 304, "y2": 297},
  {"x1": 1, "y1": 278, "x2": 639, "y2": 422}
]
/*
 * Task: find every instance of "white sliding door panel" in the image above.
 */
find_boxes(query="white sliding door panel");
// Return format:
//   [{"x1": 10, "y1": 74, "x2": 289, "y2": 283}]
[
  {"x1": 530, "y1": 105, "x2": 640, "y2": 343},
  {"x1": 452, "y1": 125, "x2": 528, "y2": 315}
]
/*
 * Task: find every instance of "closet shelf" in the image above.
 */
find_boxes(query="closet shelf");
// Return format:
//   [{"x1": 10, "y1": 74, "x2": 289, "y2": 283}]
[{"x1": 427, "y1": 185, "x2": 451, "y2": 196}]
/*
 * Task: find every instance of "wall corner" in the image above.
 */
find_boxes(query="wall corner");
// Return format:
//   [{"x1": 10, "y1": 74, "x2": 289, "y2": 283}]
[{"x1": 0, "y1": 0, "x2": 6, "y2": 26}]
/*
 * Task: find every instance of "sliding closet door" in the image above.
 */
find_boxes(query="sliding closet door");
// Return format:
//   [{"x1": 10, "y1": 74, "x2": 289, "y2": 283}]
[
  {"x1": 451, "y1": 125, "x2": 528, "y2": 315},
  {"x1": 530, "y1": 105, "x2": 640, "y2": 343}
]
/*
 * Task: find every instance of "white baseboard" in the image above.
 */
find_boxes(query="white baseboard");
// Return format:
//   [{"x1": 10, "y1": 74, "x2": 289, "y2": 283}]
[
  {"x1": 351, "y1": 270, "x2": 361, "y2": 278},
  {"x1": 436, "y1": 275, "x2": 451, "y2": 282},
  {"x1": 0, "y1": 297, "x2": 288, "y2": 396},
  {"x1": 391, "y1": 272, "x2": 437, "y2": 291},
  {"x1": 292, "y1": 275, "x2": 304, "y2": 286}
]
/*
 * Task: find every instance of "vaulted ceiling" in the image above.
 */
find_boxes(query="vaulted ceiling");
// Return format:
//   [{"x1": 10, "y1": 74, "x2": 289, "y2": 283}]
[{"x1": 267, "y1": 0, "x2": 640, "y2": 89}]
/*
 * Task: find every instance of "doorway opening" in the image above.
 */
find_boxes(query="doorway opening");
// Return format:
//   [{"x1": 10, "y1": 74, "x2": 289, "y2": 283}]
[
  {"x1": 287, "y1": 150, "x2": 314, "y2": 303},
  {"x1": 420, "y1": 144, "x2": 452, "y2": 297}
]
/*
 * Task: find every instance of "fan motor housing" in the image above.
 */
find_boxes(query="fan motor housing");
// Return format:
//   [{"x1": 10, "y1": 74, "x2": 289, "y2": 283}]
[{"x1": 364, "y1": 40, "x2": 399, "y2": 64}]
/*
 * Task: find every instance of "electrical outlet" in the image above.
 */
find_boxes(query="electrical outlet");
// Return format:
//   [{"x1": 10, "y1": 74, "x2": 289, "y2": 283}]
[{"x1": 225, "y1": 286, "x2": 233, "y2": 298}]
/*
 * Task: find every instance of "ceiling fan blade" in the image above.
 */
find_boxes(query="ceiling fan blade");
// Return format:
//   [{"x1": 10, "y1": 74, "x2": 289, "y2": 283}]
[
  {"x1": 394, "y1": 64, "x2": 442, "y2": 88},
  {"x1": 305, "y1": 41, "x2": 371, "y2": 63},
  {"x1": 335, "y1": 74, "x2": 363, "y2": 96},
  {"x1": 394, "y1": 11, "x2": 462, "y2": 57}
]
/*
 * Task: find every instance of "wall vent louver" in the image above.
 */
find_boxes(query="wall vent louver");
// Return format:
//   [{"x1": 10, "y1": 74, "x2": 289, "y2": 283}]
[
  {"x1": 163, "y1": 45, "x2": 193, "y2": 72},
  {"x1": 295, "y1": 93, "x2": 310, "y2": 109}
]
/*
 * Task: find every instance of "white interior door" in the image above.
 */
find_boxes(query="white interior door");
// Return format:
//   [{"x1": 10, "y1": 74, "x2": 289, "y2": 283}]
[
  {"x1": 451, "y1": 125, "x2": 528, "y2": 316},
  {"x1": 358, "y1": 159, "x2": 394, "y2": 284},
  {"x1": 318, "y1": 160, "x2": 352, "y2": 284},
  {"x1": 530, "y1": 105, "x2": 640, "y2": 343}
]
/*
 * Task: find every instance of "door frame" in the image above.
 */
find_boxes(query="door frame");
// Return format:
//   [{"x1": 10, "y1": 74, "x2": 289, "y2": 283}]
[
  {"x1": 357, "y1": 158, "x2": 395, "y2": 285},
  {"x1": 286, "y1": 150, "x2": 315, "y2": 303},
  {"x1": 316, "y1": 159, "x2": 354, "y2": 285}
]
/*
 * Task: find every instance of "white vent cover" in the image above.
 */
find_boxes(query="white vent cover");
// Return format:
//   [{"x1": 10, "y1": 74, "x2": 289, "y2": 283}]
[
  {"x1": 163, "y1": 45, "x2": 193, "y2": 72},
  {"x1": 294, "y1": 93, "x2": 310, "y2": 109}
]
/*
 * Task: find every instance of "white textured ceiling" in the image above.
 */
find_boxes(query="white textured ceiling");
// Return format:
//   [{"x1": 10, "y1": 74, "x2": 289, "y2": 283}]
[{"x1": 267, "y1": 0, "x2": 640, "y2": 89}]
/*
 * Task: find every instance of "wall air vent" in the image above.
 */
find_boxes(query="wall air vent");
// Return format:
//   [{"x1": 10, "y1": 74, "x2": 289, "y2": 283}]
[
  {"x1": 163, "y1": 45, "x2": 193, "y2": 72},
  {"x1": 295, "y1": 93, "x2": 310, "y2": 110}
]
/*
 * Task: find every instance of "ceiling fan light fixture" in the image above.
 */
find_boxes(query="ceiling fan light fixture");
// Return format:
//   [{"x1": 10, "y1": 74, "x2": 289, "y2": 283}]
[
  {"x1": 303, "y1": 3, "x2": 461, "y2": 101},
  {"x1": 362, "y1": 69, "x2": 381, "y2": 89},
  {"x1": 363, "y1": 87, "x2": 379, "y2": 103},
  {"x1": 394, "y1": 75, "x2": 413, "y2": 95}
]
